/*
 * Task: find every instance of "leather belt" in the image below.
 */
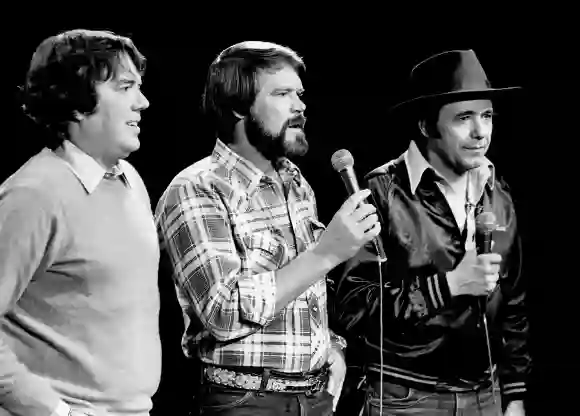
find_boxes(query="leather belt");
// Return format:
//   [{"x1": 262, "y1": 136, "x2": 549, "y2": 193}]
[{"x1": 204, "y1": 365, "x2": 329, "y2": 394}]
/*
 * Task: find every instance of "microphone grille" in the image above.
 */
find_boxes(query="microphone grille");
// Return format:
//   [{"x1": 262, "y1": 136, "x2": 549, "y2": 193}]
[
  {"x1": 331, "y1": 149, "x2": 354, "y2": 172},
  {"x1": 476, "y1": 211, "x2": 497, "y2": 233}
]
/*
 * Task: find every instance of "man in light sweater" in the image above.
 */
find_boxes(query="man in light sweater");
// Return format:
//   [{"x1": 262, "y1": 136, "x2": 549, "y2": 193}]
[{"x1": 0, "y1": 29, "x2": 161, "y2": 416}]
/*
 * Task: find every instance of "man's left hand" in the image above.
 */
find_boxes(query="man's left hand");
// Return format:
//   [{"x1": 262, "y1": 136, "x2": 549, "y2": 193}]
[
  {"x1": 326, "y1": 345, "x2": 347, "y2": 411},
  {"x1": 504, "y1": 399, "x2": 525, "y2": 416}
]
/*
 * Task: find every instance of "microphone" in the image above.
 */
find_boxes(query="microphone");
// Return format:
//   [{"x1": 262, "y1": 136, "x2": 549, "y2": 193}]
[
  {"x1": 474, "y1": 211, "x2": 500, "y2": 408},
  {"x1": 475, "y1": 211, "x2": 497, "y2": 254},
  {"x1": 331, "y1": 149, "x2": 387, "y2": 263}
]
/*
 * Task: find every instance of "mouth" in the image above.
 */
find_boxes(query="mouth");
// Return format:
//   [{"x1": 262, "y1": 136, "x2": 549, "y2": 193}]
[
  {"x1": 287, "y1": 117, "x2": 306, "y2": 130},
  {"x1": 464, "y1": 144, "x2": 486, "y2": 151},
  {"x1": 126, "y1": 120, "x2": 140, "y2": 131}
]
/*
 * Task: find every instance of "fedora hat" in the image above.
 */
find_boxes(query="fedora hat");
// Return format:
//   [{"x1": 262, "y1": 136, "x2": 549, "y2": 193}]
[{"x1": 390, "y1": 49, "x2": 521, "y2": 112}]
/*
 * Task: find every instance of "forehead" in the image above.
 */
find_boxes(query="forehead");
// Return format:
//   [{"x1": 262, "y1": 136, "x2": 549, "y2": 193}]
[
  {"x1": 256, "y1": 64, "x2": 302, "y2": 92},
  {"x1": 111, "y1": 53, "x2": 142, "y2": 83},
  {"x1": 440, "y1": 99, "x2": 493, "y2": 116}
]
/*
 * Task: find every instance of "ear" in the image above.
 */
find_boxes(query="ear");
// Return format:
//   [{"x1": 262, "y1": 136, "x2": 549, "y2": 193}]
[
  {"x1": 418, "y1": 119, "x2": 429, "y2": 138},
  {"x1": 72, "y1": 110, "x2": 85, "y2": 122}
]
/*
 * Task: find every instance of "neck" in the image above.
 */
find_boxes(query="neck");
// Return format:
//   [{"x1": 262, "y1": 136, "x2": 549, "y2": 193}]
[
  {"x1": 228, "y1": 130, "x2": 276, "y2": 176},
  {"x1": 425, "y1": 147, "x2": 469, "y2": 192},
  {"x1": 68, "y1": 138, "x2": 118, "y2": 171}
]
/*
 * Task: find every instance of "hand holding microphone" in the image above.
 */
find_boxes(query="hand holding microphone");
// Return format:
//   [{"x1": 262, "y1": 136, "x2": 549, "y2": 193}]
[
  {"x1": 476, "y1": 211, "x2": 502, "y2": 292},
  {"x1": 446, "y1": 211, "x2": 502, "y2": 296},
  {"x1": 322, "y1": 149, "x2": 386, "y2": 263},
  {"x1": 313, "y1": 187, "x2": 381, "y2": 266},
  {"x1": 312, "y1": 149, "x2": 382, "y2": 266}
]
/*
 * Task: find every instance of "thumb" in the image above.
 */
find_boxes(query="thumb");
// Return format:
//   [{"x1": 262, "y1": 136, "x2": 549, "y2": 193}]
[{"x1": 326, "y1": 373, "x2": 336, "y2": 396}]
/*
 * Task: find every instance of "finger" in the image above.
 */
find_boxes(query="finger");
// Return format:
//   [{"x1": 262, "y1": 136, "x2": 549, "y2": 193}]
[
  {"x1": 332, "y1": 380, "x2": 344, "y2": 411},
  {"x1": 342, "y1": 189, "x2": 372, "y2": 213},
  {"x1": 479, "y1": 253, "x2": 502, "y2": 264},
  {"x1": 363, "y1": 221, "x2": 381, "y2": 239},
  {"x1": 359, "y1": 213, "x2": 379, "y2": 230},
  {"x1": 350, "y1": 203, "x2": 377, "y2": 221},
  {"x1": 485, "y1": 273, "x2": 499, "y2": 284},
  {"x1": 326, "y1": 377, "x2": 336, "y2": 397},
  {"x1": 480, "y1": 262, "x2": 500, "y2": 275}
]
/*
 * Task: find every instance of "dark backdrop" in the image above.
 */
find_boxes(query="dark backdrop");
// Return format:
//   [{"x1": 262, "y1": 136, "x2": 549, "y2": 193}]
[{"x1": 3, "y1": 18, "x2": 577, "y2": 415}]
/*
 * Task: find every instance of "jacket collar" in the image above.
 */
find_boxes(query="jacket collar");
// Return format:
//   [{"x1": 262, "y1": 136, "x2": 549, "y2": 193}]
[{"x1": 404, "y1": 140, "x2": 494, "y2": 195}]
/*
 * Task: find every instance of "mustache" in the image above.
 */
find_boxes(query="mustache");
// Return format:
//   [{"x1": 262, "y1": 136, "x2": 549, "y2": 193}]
[{"x1": 285, "y1": 115, "x2": 307, "y2": 129}]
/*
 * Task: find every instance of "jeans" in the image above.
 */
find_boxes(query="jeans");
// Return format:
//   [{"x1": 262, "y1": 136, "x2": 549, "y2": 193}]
[
  {"x1": 362, "y1": 380, "x2": 502, "y2": 416},
  {"x1": 195, "y1": 383, "x2": 334, "y2": 416}
]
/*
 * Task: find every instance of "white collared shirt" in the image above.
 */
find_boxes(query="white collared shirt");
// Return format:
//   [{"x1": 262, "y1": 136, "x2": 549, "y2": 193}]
[
  {"x1": 53, "y1": 140, "x2": 130, "y2": 194},
  {"x1": 404, "y1": 140, "x2": 494, "y2": 250}
]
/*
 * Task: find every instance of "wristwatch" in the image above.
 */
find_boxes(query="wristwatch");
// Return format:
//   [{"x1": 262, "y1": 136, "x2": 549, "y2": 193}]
[{"x1": 330, "y1": 333, "x2": 347, "y2": 350}]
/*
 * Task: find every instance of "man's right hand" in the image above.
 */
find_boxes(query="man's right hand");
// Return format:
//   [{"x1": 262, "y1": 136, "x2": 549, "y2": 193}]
[
  {"x1": 313, "y1": 189, "x2": 381, "y2": 266},
  {"x1": 446, "y1": 249, "x2": 503, "y2": 297}
]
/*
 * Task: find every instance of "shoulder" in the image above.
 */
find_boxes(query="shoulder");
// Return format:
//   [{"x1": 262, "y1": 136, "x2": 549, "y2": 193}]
[
  {"x1": 0, "y1": 150, "x2": 71, "y2": 207},
  {"x1": 154, "y1": 156, "x2": 224, "y2": 214},
  {"x1": 493, "y1": 174, "x2": 518, "y2": 208},
  {"x1": 364, "y1": 154, "x2": 406, "y2": 189},
  {"x1": 166, "y1": 156, "x2": 220, "y2": 191}
]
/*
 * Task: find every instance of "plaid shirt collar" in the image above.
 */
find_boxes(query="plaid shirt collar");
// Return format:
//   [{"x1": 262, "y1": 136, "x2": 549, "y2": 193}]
[{"x1": 212, "y1": 138, "x2": 303, "y2": 195}]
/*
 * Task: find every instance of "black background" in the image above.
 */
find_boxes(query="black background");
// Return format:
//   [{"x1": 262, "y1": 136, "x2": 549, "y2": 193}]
[{"x1": 2, "y1": 15, "x2": 576, "y2": 415}]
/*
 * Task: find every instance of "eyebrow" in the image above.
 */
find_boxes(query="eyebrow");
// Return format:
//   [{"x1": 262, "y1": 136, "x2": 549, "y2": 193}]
[
  {"x1": 272, "y1": 87, "x2": 305, "y2": 94},
  {"x1": 116, "y1": 76, "x2": 142, "y2": 87},
  {"x1": 455, "y1": 108, "x2": 494, "y2": 117}
]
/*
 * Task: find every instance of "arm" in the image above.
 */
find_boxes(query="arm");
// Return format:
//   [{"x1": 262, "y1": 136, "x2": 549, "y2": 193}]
[
  {"x1": 156, "y1": 180, "x2": 344, "y2": 342},
  {"x1": 498, "y1": 227, "x2": 531, "y2": 408},
  {"x1": 0, "y1": 187, "x2": 67, "y2": 415}
]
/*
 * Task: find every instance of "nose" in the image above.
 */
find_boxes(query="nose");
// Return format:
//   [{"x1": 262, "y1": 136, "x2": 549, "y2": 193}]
[
  {"x1": 293, "y1": 93, "x2": 306, "y2": 114},
  {"x1": 135, "y1": 90, "x2": 150, "y2": 111},
  {"x1": 471, "y1": 117, "x2": 486, "y2": 139}
]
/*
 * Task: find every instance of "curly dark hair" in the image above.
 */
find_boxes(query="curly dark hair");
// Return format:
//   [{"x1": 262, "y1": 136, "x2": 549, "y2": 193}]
[
  {"x1": 20, "y1": 29, "x2": 146, "y2": 148},
  {"x1": 201, "y1": 41, "x2": 305, "y2": 144}
]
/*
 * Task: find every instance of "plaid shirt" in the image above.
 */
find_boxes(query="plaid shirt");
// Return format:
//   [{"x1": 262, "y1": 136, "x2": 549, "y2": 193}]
[{"x1": 155, "y1": 139, "x2": 331, "y2": 372}]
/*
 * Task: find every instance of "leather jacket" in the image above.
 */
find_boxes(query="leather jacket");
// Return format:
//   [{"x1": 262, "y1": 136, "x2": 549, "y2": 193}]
[{"x1": 330, "y1": 153, "x2": 531, "y2": 403}]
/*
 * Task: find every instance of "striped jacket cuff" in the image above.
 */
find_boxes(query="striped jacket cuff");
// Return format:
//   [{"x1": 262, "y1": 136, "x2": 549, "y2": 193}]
[
  {"x1": 420, "y1": 272, "x2": 452, "y2": 312},
  {"x1": 502, "y1": 381, "x2": 526, "y2": 400},
  {"x1": 502, "y1": 381, "x2": 526, "y2": 394}
]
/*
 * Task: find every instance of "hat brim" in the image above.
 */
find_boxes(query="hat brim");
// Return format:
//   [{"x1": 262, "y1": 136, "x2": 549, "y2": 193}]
[{"x1": 389, "y1": 86, "x2": 522, "y2": 113}]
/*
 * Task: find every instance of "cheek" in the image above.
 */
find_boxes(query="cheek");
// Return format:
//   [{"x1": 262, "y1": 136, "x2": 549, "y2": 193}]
[
  {"x1": 483, "y1": 122, "x2": 493, "y2": 136},
  {"x1": 443, "y1": 127, "x2": 469, "y2": 149},
  {"x1": 257, "y1": 104, "x2": 287, "y2": 131}
]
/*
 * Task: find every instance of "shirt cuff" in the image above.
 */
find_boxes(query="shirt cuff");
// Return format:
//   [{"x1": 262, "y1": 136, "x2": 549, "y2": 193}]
[{"x1": 237, "y1": 271, "x2": 277, "y2": 326}]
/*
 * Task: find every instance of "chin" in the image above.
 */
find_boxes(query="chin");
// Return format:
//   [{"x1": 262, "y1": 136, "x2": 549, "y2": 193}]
[
  {"x1": 284, "y1": 134, "x2": 308, "y2": 157},
  {"x1": 121, "y1": 136, "x2": 141, "y2": 154}
]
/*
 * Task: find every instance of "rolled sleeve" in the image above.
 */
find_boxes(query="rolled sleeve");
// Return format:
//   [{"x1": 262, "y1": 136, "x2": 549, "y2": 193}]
[
  {"x1": 156, "y1": 179, "x2": 277, "y2": 342},
  {"x1": 237, "y1": 270, "x2": 277, "y2": 326}
]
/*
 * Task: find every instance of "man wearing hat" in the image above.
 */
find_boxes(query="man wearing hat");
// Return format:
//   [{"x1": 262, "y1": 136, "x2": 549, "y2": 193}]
[{"x1": 331, "y1": 50, "x2": 531, "y2": 415}]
